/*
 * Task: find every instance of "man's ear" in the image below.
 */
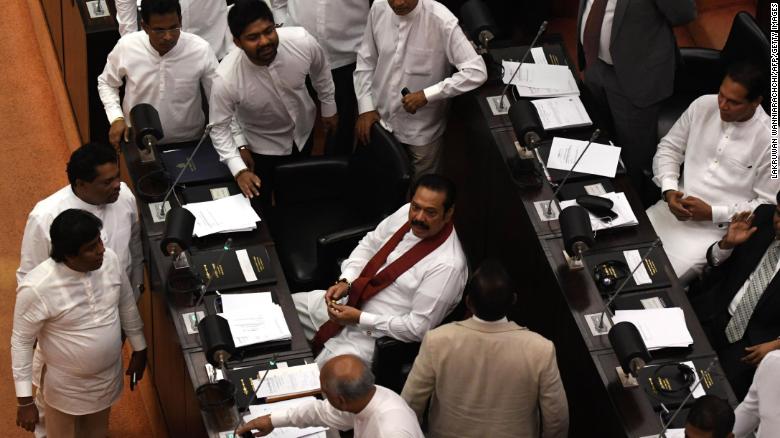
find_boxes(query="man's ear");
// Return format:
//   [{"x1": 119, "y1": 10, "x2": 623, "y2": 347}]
[
  {"x1": 444, "y1": 206, "x2": 455, "y2": 222},
  {"x1": 233, "y1": 37, "x2": 241, "y2": 48}
]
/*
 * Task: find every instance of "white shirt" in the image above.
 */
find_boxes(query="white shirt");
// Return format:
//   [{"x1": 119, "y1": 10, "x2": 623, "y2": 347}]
[
  {"x1": 17, "y1": 183, "x2": 143, "y2": 299},
  {"x1": 114, "y1": 0, "x2": 232, "y2": 59},
  {"x1": 580, "y1": 0, "x2": 617, "y2": 65},
  {"x1": 11, "y1": 250, "x2": 146, "y2": 415},
  {"x1": 98, "y1": 31, "x2": 218, "y2": 144},
  {"x1": 271, "y1": 385, "x2": 424, "y2": 437},
  {"x1": 652, "y1": 95, "x2": 775, "y2": 224},
  {"x1": 323, "y1": 203, "x2": 467, "y2": 363},
  {"x1": 710, "y1": 241, "x2": 780, "y2": 316},
  {"x1": 270, "y1": 0, "x2": 370, "y2": 69},
  {"x1": 354, "y1": 0, "x2": 487, "y2": 146},
  {"x1": 733, "y1": 350, "x2": 780, "y2": 437},
  {"x1": 210, "y1": 27, "x2": 336, "y2": 175}
]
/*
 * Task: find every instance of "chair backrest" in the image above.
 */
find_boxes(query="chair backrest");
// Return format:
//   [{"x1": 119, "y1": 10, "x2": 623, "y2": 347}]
[
  {"x1": 721, "y1": 12, "x2": 768, "y2": 67},
  {"x1": 347, "y1": 123, "x2": 412, "y2": 222}
]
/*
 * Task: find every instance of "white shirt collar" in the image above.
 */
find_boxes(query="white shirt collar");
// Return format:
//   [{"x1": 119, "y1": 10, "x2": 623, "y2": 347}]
[{"x1": 472, "y1": 315, "x2": 508, "y2": 324}]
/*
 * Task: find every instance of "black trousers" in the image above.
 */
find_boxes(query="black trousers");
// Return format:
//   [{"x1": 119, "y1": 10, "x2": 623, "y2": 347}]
[
  {"x1": 328, "y1": 63, "x2": 358, "y2": 155},
  {"x1": 250, "y1": 138, "x2": 313, "y2": 216},
  {"x1": 700, "y1": 311, "x2": 757, "y2": 401}
]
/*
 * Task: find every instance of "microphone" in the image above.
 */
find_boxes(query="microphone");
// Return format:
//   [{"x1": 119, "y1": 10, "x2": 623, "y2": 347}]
[
  {"x1": 543, "y1": 129, "x2": 601, "y2": 219},
  {"x1": 597, "y1": 238, "x2": 662, "y2": 332},
  {"x1": 158, "y1": 124, "x2": 216, "y2": 217},
  {"x1": 193, "y1": 237, "x2": 234, "y2": 308},
  {"x1": 657, "y1": 358, "x2": 718, "y2": 438},
  {"x1": 401, "y1": 87, "x2": 410, "y2": 97},
  {"x1": 130, "y1": 103, "x2": 164, "y2": 163},
  {"x1": 233, "y1": 355, "x2": 279, "y2": 438},
  {"x1": 497, "y1": 20, "x2": 548, "y2": 111},
  {"x1": 559, "y1": 205, "x2": 595, "y2": 270}
]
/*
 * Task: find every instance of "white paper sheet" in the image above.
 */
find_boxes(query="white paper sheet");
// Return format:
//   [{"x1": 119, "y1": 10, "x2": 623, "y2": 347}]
[
  {"x1": 221, "y1": 292, "x2": 273, "y2": 314},
  {"x1": 546, "y1": 137, "x2": 621, "y2": 178},
  {"x1": 219, "y1": 304, "x2": 291, "y2": 348},
  {"x1": 502, "y1": 60, "x2": 580, "y2": 97},
  {"x1": 184, "y1": 194, "x2": 261, "y2": 237},
  {"x1": 235, "y1": 249, "x2": 259, "y2": 282},
  {"x1": 531, "y1": 96, "x2": 592, "y2": 130},
  {"x1": 559, "y1": 192, "x2": 638, "y2": 231},
  {"x1": 613, "y1": 308, "x2": 694, "y2": 350},
  {"x1": 623, "y1": 249, "x2": 652, "y2": 285},
  {"x1": 252, "y1": 363, "x2": 321, "y2": 399},
  {"x1": 530, "y1": 47, "x2": 548, "y2": 65}
]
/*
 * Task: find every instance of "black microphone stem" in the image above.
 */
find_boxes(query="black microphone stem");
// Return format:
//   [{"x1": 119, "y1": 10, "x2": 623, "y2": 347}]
[
  {"x1": 498, "y1": 20, "x2": 548, "y2": 110},
  {"x1": 159, "y1": 125, "x2": 214, "y2": 217},
  {"x1": 546, "y1": 129, "x2": 601, "y2": 217}
]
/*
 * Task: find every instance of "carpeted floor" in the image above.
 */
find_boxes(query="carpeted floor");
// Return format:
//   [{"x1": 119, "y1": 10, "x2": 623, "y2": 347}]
[{"x1": 1, "y1": 0, "x2": 162, "y2": 436}]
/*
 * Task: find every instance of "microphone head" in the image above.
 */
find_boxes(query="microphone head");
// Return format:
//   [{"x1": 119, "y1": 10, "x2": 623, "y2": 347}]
[
  {"x1": 401, "y1": 87, "x2": 410, "y2": 97},
  {"x1": 539, "y1": 20, "x2": 548, "y2": 32},
  {"x1": 559, "y1": 205, "x2": 595, "y2": 256},
  {"x1": 609, "y1": 321, "x2": 651, "y2": 377},
  {"x1": 223, "y1": 237, "x2": 233, "y2": 251},
  {"x1": 160, "y1": 207, "x2": 196, "y2": 255},
  {"x1": 130, "y1": 103, "x2": 164, "y2": 150},
  {"x1": 589, "y1": 128, "x2": 601, "y2": 142},
  {"x1": 508, "y1": 100, "x2": 543, "y2": 149}
]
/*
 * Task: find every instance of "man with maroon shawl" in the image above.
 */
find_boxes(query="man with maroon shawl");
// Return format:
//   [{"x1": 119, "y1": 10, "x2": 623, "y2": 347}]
[{"x1": 293, "y1": 174, "x2": 468, "y2": 366}]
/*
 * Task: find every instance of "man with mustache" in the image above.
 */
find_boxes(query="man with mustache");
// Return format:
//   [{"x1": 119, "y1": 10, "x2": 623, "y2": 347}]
[
  {"x1": 292, "y1": 174, "x2": 467, "y2": 366},
  {"x1": 691, "y1": 191, "x2": 780, "y2": 400},
  {"x1": 353, "y1": 0, "x2": 487, "y2": 178},
  {"x1": 98, "y1": 0, "x2": 218, "y2": 149},
  {"x1": 16, "y1": 143, "x2": 144, "y2": 437},
  {"x1": 12, "y1": 209, "x2": 147, "y2": 437},
  {"x1": 210, "y1": 0, "x2": 337, "y2": 212}
]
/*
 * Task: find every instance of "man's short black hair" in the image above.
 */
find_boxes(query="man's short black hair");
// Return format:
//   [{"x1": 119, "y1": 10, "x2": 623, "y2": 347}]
[
  {"x1": 466, "y1": 259, "x2": 515, "y2": 321},
  {"x1": 411, "y1": 174, "x2": 457, "y2": 212},
  {"x1": 50, "y1": 209, "x2": 103, "y2": 263},
  {"x1": 228, "y1": 0, "x2": 275, "y2": 39},
  {"x1": 775, "y1": 190, "x2": 779, "y2": 205},
  {"x1": 140, "y1": 0, "x2": 182, "y2": 23},
  {"x1": 685, "y1": 395, "x2": 735, "y2": 438},
  {"x1": 726, "y1": 60, "x2": 765, "y2": 101},
  {"x1": 66, "y1": 143, "x2": 118, "y2": 187}
]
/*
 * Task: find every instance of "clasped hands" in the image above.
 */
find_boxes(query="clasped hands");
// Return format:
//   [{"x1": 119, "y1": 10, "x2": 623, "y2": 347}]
[
  {"x1": 664, "y1": 190, "x2": 712, "y2": 221},
  {"x1": 324, "y1": 281, "x2": 361, "y2": 325}
]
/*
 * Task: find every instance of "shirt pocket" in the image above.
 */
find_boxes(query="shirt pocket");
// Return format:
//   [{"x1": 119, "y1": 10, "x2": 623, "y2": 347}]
[{"x1": 405, "y1": 47, "x2": 435, "y2": 76}]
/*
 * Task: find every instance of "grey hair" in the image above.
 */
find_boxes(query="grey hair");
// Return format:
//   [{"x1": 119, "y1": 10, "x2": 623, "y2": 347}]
[{"x1": 325, "y1": 362, "x2": 375, "y2": 401}]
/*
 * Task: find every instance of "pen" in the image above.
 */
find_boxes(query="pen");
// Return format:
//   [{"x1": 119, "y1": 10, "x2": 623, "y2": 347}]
[{"x1": 131, "y1": 372, "x2": 137, "y2": 391}]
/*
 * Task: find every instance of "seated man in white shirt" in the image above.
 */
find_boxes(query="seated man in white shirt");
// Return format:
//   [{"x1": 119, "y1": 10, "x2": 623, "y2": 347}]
[
  {"x1": 684, "y1": 395, "x2": 735, "y2": 438},
  {"x1": 647, "y1": 61, "x2": 777, "y2": 284},
  {"x1": 733, "y1": 350, "x2": 780, "y2": 438},
  {"x1": 293, "y1": 174, "x2": 468, "y2": 366},
  {"x1": 210, "y1": 0, "x2": 337, "y2": 212},
  {"x1": 269, "y1": 0, "x2": 370, "y2": 155},
  {"x1": 353, "y1": 0, "x2": 487, "y2": 177},
  {"x1": 236, "y1": 354, "x2": 424, "y2": 437},
  {"x1": 12, "y1": 209, "x2": 147, "y2": 437},
  {"x1": 115, "y1": 0, "x2": 232, "y2": 59},
  {"x1": 98, "y1": 0, "x2": 218, "y2": 149}
]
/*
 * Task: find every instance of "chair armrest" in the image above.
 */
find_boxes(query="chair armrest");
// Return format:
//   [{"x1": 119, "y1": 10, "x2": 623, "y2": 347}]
[
  {"x1": 371, "y1": 337, "x2": 422, "y2": 393},
  {"x1": 316, "y1": 222, "x2": 378, "y2": 282},
  {"x1": 675, "y1": 48, "x2": 724, "y2": 95},
  {"x1": 274, "y1": 158, "x2": 349, "y2": 205}
]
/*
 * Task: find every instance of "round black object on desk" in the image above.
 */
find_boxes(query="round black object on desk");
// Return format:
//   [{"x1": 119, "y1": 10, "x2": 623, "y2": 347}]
[
  {"x1": 560, "y1": 205, "x2": 595, "y2": 254},
  {"x1": 198, "y1": 314, "x2": 236, "y2": 366},
  {"x1": 160, "y1": 206, "x2": 196, "y2": 255}
]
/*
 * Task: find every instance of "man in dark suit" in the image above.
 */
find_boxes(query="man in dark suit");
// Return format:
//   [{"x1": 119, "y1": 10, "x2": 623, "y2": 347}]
[
  {"x1": 691, "y1": 193, "x2": 780, "y2": 400},
  {"x1": 577, "y1": 0, "x2": 696, "y2": 202}
]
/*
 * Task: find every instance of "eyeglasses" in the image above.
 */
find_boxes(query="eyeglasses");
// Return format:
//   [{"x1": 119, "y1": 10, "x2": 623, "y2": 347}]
[{"x1": 149, "y1": 27, "x2": 182, "y2": 36}]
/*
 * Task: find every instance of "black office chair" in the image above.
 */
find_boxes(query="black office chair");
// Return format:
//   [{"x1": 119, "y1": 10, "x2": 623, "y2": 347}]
[
  {"x1": 657, "y1": 11, "x2": 769, "y2": 140},
  {"x1": 273, "y1": 123, "x2": 412, "y2": 292}
]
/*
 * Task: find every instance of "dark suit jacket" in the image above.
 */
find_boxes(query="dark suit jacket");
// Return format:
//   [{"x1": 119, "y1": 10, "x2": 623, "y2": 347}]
[
  {"x1": 577, "y1": 0, "x2": 697, "y2": 107},
  {"x1": 692, "y1": 204, "x2": 780, "y2": 347}
]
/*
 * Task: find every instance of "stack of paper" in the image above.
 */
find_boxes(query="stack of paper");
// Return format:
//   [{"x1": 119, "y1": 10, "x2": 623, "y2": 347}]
[
  {"x1": 612, "y1": 308, "x2": 693, "y2": 350},
  {"x1": 559, "y1": 192, "x2": 638, "y2": 231},
  {"x1": 501, "y1": 61, "x2": 579, "y2": 97},
  {"x1": 219, "y1": 292, "x2": 291, "y2": 347},
  {"x1": 243, "y1": 397, "x2": 328, "y2": 438},
  {"x1": 183, "y1": 194, "x2": 261, "y2": 237},
  {"x1": 531, "y1": 96, "x2": 592, "y2": 130},
  {"x1": 546, "y1": 137, "x2": 622, "y2": 178},
  {"x1": 252, "y1": 363, "x2": 321, "y2": 400}
]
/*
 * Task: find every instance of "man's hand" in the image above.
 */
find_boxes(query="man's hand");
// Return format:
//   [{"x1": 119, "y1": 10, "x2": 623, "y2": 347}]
[
  {"x1": 680, "y1": 196, "x2": 713, "y2": 221},
  {"x1": 402, "y1": 90, "x2": 428, "y2": 114},
  {"x1": 109, "y1": 118, "x2": 129, "y2": 150},
  {"x1": 236, "y1": 415, "x2": 274, "y2": 436},
  {"x1": 327, "y1": 303, "x2": 362, "y2": 326},
  {"x1": 741, "y1": 339, "x2": 780, "y2": 366},
  {"x1": 16, "y1": 397, "x2": 38, "y2": 432},
  {"x1": 324, "y1": 281, "x2": 350, "y2": 303},
  {"x1": 239, "y1": 147, "x2": 255, "y2": 172},
  {"x1": 126, "y1": 348, "x2": 148, "y2": 389},
  {"x1": 236, "y1": 169, "x2": 262, "y2": 199},
  {"x1": 321, "y1": 114, "x2": 339, "y2": 138},
  {"x1": 664, "y1": 190, "x2": 692, "y2": 221},
  {"x1": 719, "y1": 211, "x2": 757, "y2": 250},
  {"x1": 355, "y1": 111, "x2": 381, "y2": 145}
]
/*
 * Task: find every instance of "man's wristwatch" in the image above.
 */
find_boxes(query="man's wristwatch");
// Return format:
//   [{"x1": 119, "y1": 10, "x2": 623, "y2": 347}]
[
  {"x1": 238, "y1": 145, "x2": 248, "y2": 151},
  {"x1": 662, "y1": 190, "x2": 673, "y2": 202},
  {"x1": 336, "y1": 278, "x2": 351, "y2": 293}
]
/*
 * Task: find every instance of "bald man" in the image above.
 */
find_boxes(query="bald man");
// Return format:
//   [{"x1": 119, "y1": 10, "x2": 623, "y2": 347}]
[{"x1": 236, "y1": 355, "x2": 423, "y2": 437}]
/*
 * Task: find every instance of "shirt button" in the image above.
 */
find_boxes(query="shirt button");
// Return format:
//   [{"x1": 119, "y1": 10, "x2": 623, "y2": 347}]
[{"x1": 366, "y1": 330, "x2": 372, "y2": 336}]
